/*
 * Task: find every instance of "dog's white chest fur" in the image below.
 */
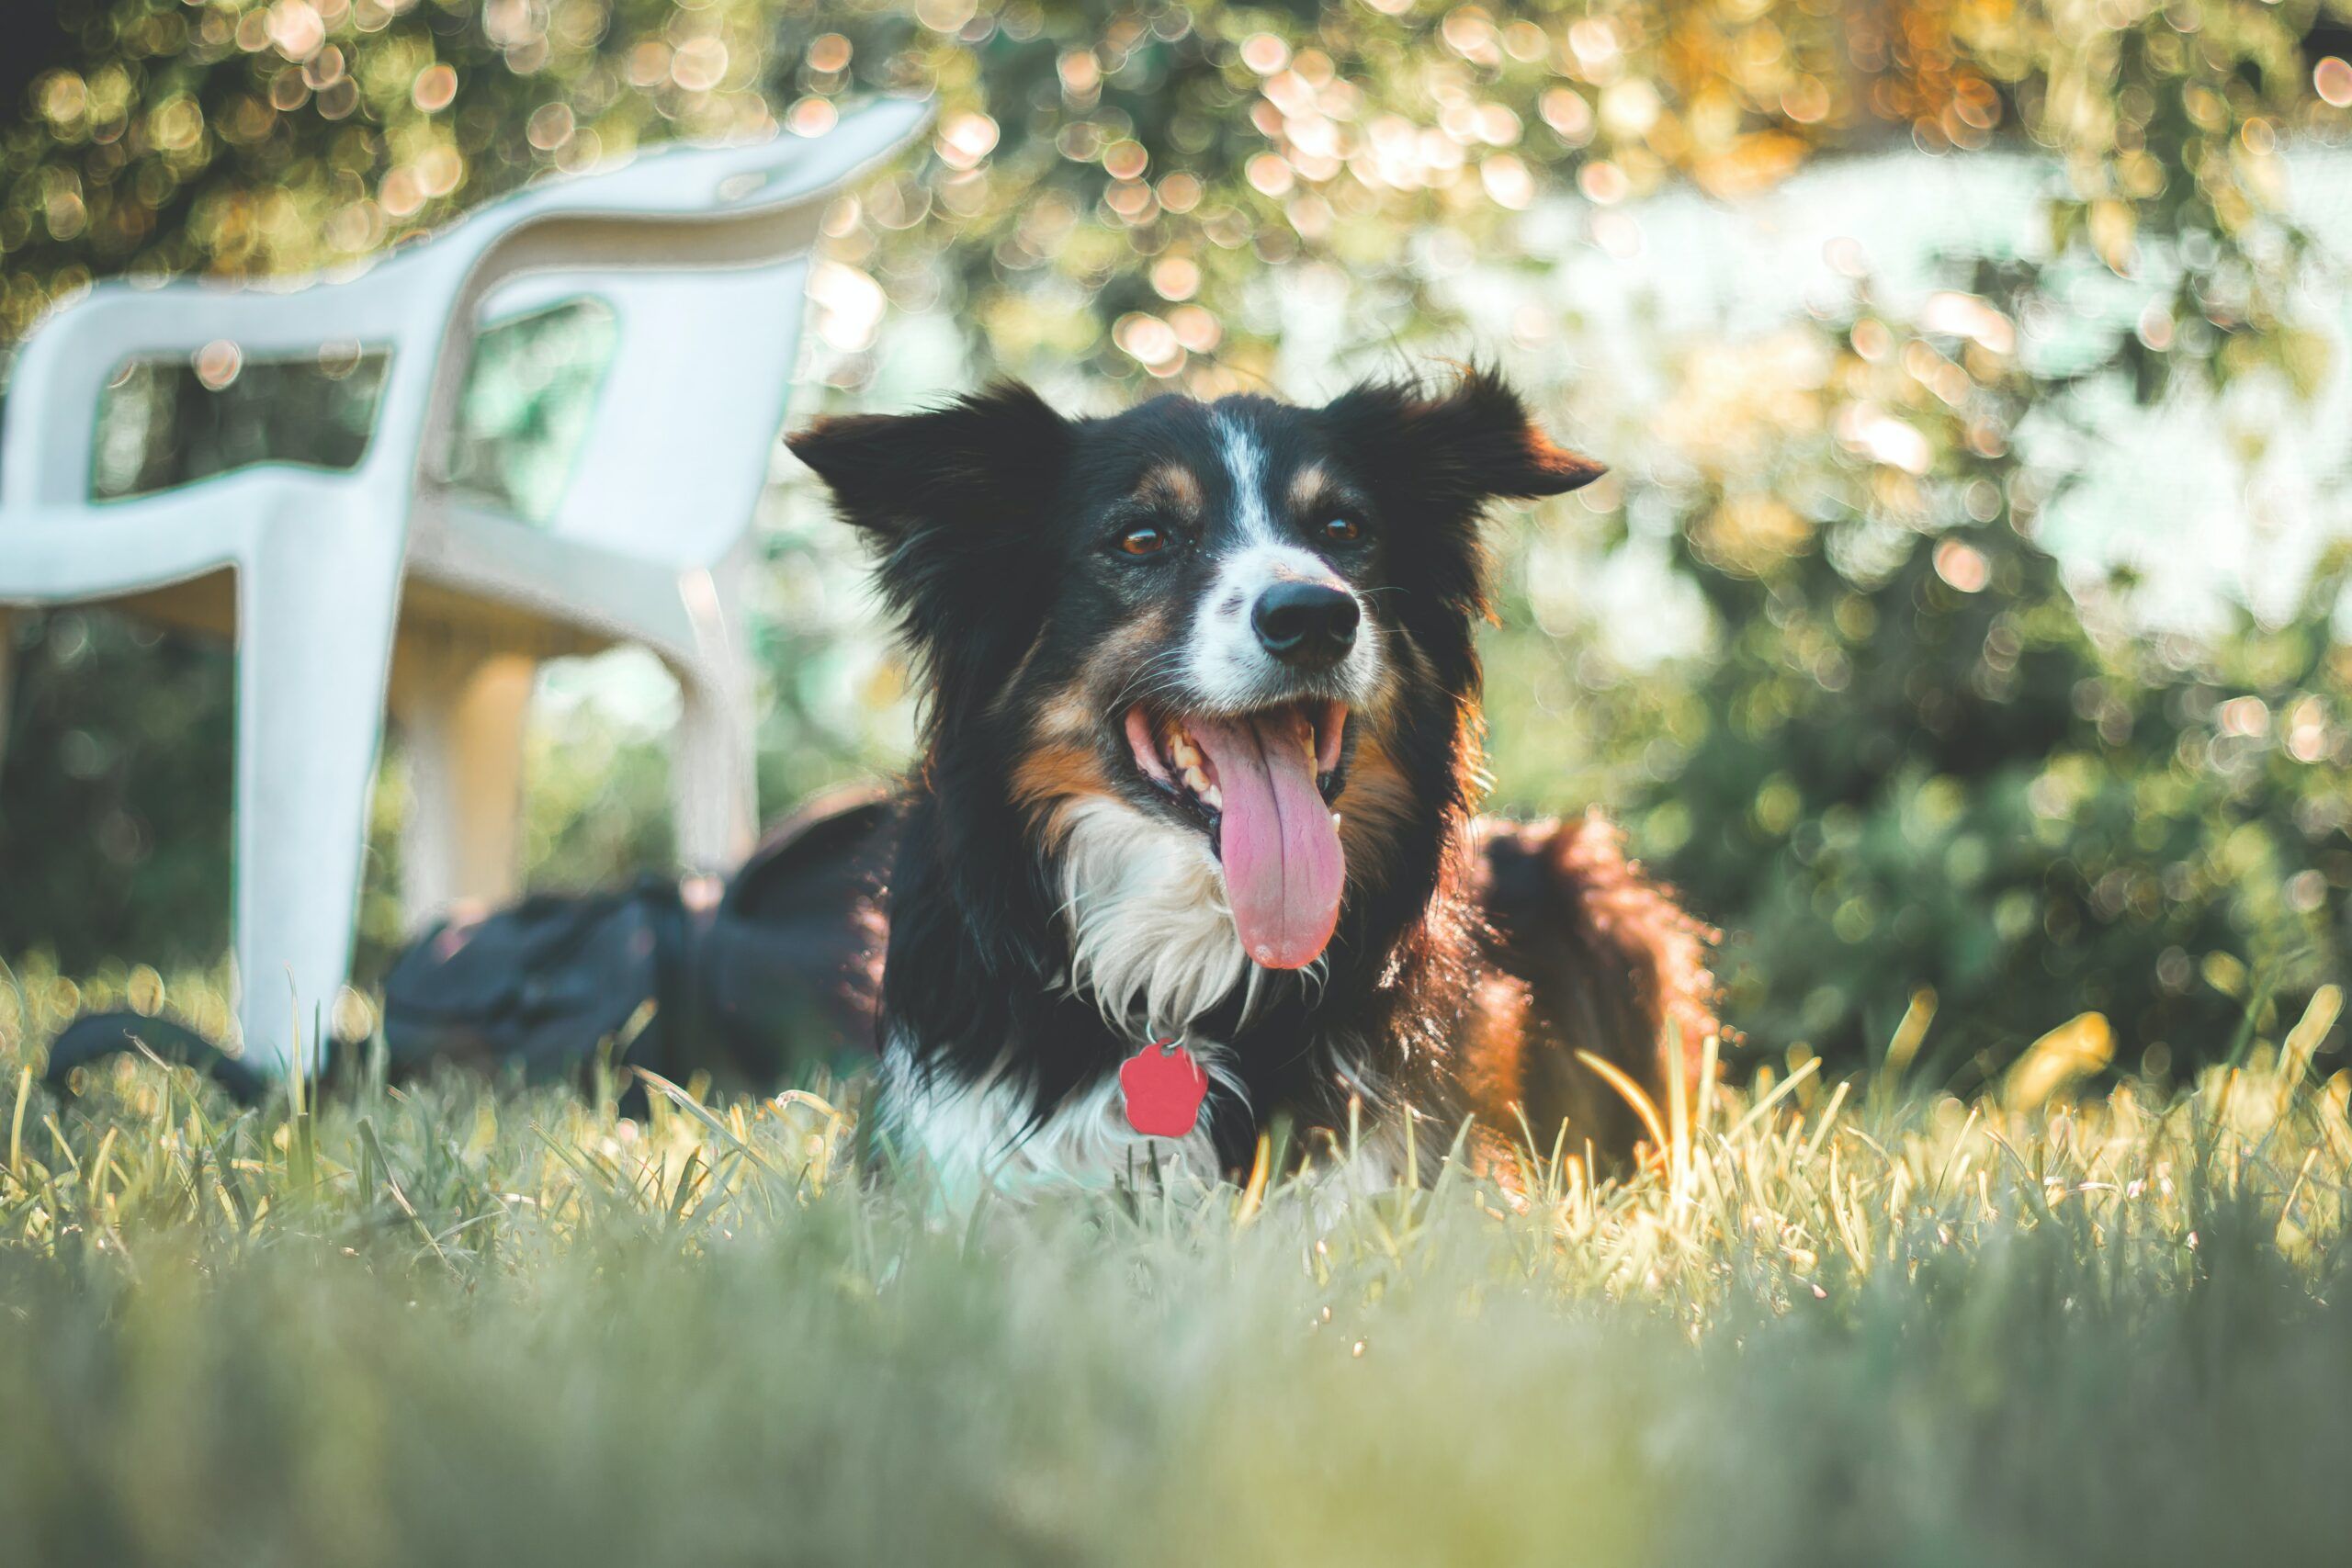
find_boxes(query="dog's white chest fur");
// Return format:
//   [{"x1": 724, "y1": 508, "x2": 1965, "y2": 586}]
[
  {"x1": 1056, "y1": 796, "x2": 1261, "y2": 1035},
  {"x1": 881, "y1": 798, "x2": 1253, "y2": 1204}
]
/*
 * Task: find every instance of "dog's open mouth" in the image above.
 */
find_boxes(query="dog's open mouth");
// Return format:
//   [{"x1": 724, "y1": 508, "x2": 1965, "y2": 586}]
[{"x1": 1124, "y1": 699, "x2": 1348, "y2": 971}]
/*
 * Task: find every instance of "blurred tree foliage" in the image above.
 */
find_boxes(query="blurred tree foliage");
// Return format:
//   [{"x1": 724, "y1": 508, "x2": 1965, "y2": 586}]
[
  {"x1": 1577, "y1": 293, "x2": 2352, "y2": 1083},
  {"x1": 2, "y1": 0, "x2": 2349, "y2": 1077}
]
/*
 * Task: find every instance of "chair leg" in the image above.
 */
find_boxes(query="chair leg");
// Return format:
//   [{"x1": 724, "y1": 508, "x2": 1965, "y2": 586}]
[
  {"x1": 389, "y1": 641, "x2": 533, "y2": 931},
  {"x1": 671, "y1": 649, "x2": 757, "y2": 875},
  {"x1": 231, "y1": 514, "x2": 405, "y2": 1077}
]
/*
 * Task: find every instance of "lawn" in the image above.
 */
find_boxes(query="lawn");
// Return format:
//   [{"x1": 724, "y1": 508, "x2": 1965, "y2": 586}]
[{"x1": 3, "y1": 972, "x2": 2350, "y2": 1567}]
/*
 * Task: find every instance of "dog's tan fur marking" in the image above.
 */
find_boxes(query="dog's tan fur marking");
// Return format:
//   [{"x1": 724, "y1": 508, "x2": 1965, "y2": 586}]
[
  {"x1": 1335, "y1": 730, "x2": 1418, "y2": 879},
  {"x1": 1287, "y1": 462, "x2": 1372, "y2": 529},
  {"x1": 1135, "y1": 461, "x2": 1204, "y2": 520},
  {"x1": 1469, "y1": 811, "x2": 1721, "y2": 1157},
  {"x1": 1012, "y1": 743, "x2": 1111, "y2": 850},
  {"x1": 1011, "y1": 610, "x2": 1186, "y2": 851},
  {"x1": 1030, "y1": 683, "x2": 1095, "y2": 743},
  {"x1": 1008, "y1": 611, "x2": 1178, "y2": 809},
  {"x1": 1454, "y1": 969, "x2": 1533, "y2": 1122},
  {"x1": 1286, "y1": 462, "x2": 1331, "y2": 515}
]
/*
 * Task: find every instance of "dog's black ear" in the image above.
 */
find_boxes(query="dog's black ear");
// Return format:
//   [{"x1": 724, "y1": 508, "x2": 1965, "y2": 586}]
[
  {"x1": 1321, "y1": 368, "x2": 1599, "y2": 649},
  {"x1": 788, "y1": 383, "x2": 1073, "y2": 667},
  {"x1": 787, "y1": 382, "x2": 1071, "y2": 533},
  {"x1": 1322, "y1": 367, "x2": 1603, "y2": 509}
]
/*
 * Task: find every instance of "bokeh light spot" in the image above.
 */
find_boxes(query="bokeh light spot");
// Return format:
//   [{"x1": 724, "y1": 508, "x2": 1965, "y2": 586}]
[
  {"x1": 412, "y1": 63, "x2": 458, "y2": 114},
  {"x1": 1481, "y1": 153, "x2": 1535, "y2": 209},
  {"x1": 1577, "y1": 160, "x2": 1627, "y2": 205},
  {"x1": 1241, "y1": 34, "x2": 1290, "y2": 75},
  {"x1": 807, "y1": 34, "x2": 853, "y2": 74},
  {"x1": 1103, "y1": 140, "x2": 1148, "y2": 181},
  {"x1": 1150, "y1": 254, "x2": 1200, "y2": 301},
  {"x1": 1246, "y1": 152, "x2": 1295, "y2": 197},
  {"x1": 193, "y1": 339, "x2": 243, "y2": 391},
  {"x1": 789, "y1": 96, "x2": 839, "y2": 137},
  {"x1": 1933, "y1": 539, "x2": 1990, "y2": 593},
  {"x1": 2317, "y1": 57, "x2": 2352, "y2": 107},
  {"x1": 526, "y1": 103, "x2": 575, "y2": 152},
  {"x1": 936, "y1": 111, "x2": 999, "y2": 170}
]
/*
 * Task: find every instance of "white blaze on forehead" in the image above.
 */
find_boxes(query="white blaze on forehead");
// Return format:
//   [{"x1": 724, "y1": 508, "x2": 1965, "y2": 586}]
[{"x1": 1213, "y1": 408, "x2": 1278, "y2": 545}]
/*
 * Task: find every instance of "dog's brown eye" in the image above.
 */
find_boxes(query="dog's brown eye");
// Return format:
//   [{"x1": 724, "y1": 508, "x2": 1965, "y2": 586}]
[
  {"x1": 1325, "y1": 517, "x2": 1362, "y2": 543},
  {"x1": 1120, "y1": 525, "x2": 1167, "y2": 556}
]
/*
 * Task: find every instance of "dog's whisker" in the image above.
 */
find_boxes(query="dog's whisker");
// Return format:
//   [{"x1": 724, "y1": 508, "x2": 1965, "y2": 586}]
[{"x1": 1108, "y1": 649, "x2": 1197, "y2": 714}]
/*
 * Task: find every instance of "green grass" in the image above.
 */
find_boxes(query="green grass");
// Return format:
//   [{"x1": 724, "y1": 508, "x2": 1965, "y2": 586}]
[{"x1": 3, "y1": 968, "x2": 2351, "y2": 1566}]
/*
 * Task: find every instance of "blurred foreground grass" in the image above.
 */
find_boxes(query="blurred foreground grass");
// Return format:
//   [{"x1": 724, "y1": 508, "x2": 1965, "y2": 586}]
[{"x1": 3, "y1": 971, "x2": 2352, "y2": 1566}]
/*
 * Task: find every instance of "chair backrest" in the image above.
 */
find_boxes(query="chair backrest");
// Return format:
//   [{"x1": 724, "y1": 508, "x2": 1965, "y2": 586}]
[
  {"x1": 401, "y1": 99, "x2": 928, "y2": 519},
  {"x1": 455, "y1": 259, "x2": 813, "y2": 566},
  {"x1": 454, "y1": 118, "x2": 918, "y2": 227},
  {"x1": 0, "y1": 97, "x2": 931, "y2": 523}
]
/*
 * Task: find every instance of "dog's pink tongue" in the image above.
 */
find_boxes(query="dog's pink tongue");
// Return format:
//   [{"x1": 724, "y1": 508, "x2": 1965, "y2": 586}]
[{"x1": 1187, "y1": 707, "x2": 1344, "y2": 970}]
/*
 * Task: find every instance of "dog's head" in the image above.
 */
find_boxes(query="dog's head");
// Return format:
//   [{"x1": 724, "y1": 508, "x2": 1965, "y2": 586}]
[{"x1": 789, "y1": 370, "x2": 1599, "y2": 981}]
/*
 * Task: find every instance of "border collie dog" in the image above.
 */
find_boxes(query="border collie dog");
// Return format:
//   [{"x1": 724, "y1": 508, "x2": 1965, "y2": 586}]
[{"x1": 788, "y1": 370, "x2": 1714, "y2": 1201}]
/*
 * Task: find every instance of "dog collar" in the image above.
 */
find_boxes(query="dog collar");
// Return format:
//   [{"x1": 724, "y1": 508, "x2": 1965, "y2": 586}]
[{"x1": 1118, "y1": 1037, "x2": 1208, "y2": 1138}]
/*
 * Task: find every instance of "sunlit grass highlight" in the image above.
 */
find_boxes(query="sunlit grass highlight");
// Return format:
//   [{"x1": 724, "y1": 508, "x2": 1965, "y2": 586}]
[{"x1": 5, "y1": 970, "x2": 2352, "y2": 1562}]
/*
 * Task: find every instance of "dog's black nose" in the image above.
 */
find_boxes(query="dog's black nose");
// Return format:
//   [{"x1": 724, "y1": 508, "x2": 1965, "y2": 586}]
[{"x1": 1251, "y1": 581, "x2": 1360, "y2": 667}]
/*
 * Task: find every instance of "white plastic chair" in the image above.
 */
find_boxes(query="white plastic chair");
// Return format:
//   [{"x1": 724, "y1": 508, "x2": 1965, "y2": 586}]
[{"x1": 0, "y1": 96, "x2": 930, "y2": 1076}]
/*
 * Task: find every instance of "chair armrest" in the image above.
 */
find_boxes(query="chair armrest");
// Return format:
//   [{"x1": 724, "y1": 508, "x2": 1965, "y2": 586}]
[
  {"x1": 0, "y1": 468, "x2": 356, "y2": 605},
  {"x1": 1, "y1": 263, "x2": 454, "y2": 509}
]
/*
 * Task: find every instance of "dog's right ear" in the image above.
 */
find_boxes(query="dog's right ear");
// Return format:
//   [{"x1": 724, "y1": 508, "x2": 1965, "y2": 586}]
[{"x1": 788, "y1": 383, "x2": 1073, "y2": 661}]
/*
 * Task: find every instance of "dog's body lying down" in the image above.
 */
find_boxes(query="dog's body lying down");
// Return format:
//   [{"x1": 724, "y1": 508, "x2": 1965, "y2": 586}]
[{"x1": 787, "y1": 372, "x2": 1714, "y2": 1201}]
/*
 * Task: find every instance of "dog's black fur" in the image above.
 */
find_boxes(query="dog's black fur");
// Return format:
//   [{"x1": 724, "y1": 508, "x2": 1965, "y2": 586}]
[{"x1": 791, "y1": 370, "x2": 1714, "y2": 1180}]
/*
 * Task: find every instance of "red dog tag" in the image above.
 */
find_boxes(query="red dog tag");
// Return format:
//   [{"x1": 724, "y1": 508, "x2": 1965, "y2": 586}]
[{"x1": 1119, "y1": 1039, "x2": 1208, "y2": 1137}]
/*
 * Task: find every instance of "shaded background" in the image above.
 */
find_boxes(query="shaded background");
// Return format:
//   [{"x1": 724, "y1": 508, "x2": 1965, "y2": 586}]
[{"x1": 3, "y1": 0, "x2": 2349, "y2": 1092}]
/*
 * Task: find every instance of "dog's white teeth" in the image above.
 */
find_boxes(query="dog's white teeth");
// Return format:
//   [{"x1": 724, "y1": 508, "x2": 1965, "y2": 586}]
[
  {"x1": 1170, "y1": 736, "x2": 1202, "y2": 770},
  {"x1": 1204, "y1": 784, "x2": 1224, "y2": 811},
  {"x1": 1182, "y1": 763, "x2": 1211, "y2": 794}
]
